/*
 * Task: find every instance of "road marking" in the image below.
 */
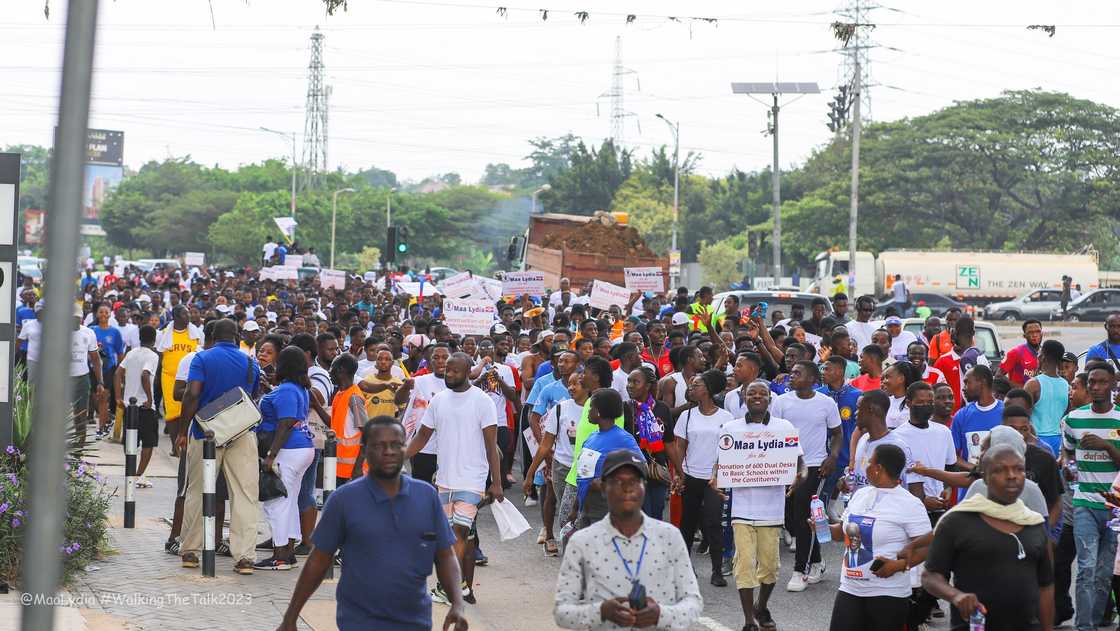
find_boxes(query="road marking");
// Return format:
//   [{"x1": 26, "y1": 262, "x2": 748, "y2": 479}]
[{"x1": 697, "y1": 615, "x2": 736, "y2": 631}]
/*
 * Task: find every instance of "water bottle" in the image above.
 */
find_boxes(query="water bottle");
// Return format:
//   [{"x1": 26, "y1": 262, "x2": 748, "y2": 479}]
[
  {"x1": 811, "y1": 495, "x2": 831, "y2": 544},
  {"x1": 1108, "y1": 508, "x2": 1120, "y2": 533},
  {"x1": 1067, "y1": 461, "x2": 1079, "y2": 492},
  {"x1": 838, "y1": 471, "x2": 854, "y2": 507},
  {"x1": 969, "y1": 609, "x2": 986, "y2": 630}
]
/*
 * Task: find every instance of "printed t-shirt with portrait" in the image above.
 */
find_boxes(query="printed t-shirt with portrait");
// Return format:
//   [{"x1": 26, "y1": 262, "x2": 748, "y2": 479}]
[
  {"x1": 478, "y1": 362, "x2": 517, "y2": 426},
  {"x1": 401, "y1": 373, "x2": 446, "y2": 456},
  {"x1": 725, "y1": 416, "x2": 802, "y2": 525},
  {"x1": 840, "y1": 484, "x2": 932, "y2": 598},
  {"x1": 769, "y1": 390, "x2": 842, "y2": 467},
  {"x1": 950, "y1": 399, "x2": 1004, "y2": 466},
  {"x1": 420, "y1": 385, "x2": 497, "y2": 493},
  {"x1": 673, "y1": 407, "x2": 735, "y2": 479},
  {"x1": 544, "y1": 398, "x2": 583, "y2": 468}
]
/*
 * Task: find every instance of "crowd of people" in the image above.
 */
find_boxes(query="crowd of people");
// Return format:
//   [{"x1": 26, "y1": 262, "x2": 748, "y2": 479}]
[{"x1": 19, "y1": 255, "x2": 1120, "y2": 631}]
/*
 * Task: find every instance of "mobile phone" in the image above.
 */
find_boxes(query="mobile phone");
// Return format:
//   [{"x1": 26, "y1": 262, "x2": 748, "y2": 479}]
[
  {"x1": 869, "y1": 558, "x2": 885, "y2": 572},
  {"x1": 628, "y1": 581, "x2": 646, "y2": 611}
]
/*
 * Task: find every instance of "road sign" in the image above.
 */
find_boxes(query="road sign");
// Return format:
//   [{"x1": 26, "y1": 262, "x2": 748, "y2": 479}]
[{"x1": 0, "y1": 155, "x2": 19, "y2": 447}]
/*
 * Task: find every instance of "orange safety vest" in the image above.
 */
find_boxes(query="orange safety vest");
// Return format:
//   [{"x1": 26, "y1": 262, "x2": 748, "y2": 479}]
[{"x1": 330, "y1": 384, "x2": 365, "y2": 479}]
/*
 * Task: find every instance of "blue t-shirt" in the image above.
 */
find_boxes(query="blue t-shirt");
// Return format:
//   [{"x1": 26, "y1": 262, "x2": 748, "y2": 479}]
[
  {"x1": 1087, "y1": 341, "x2": 1120, "y2": 365},
  {"x1": 525, "y1": 371, "x2": 556, "y2": 407},
  {"x1": 533, "y1": 379, "x2": 571, "y2": 417},
  {"x1": 275, "y1": 245, "x2": 288, "y2": 264},
  {"x1": 534, "y1": 360, "x2": 553, "y2": 381},
  {"x1": 15, "y1": 307, "x2": 35, "y2": 351},
  {"x1": 258, "y1": 381, "x2": 313, "y2": 450},
  {"x1": 817, "y1": 383, "x2": 861, "y2": 469},
  {"x1": 951, "y1": 400, "x2": 1005, "y2": 464},
  {"x1": 313, "y1": 475, "x2": 454, "y2": 631},
  {"x1": 187, "y1": 342, "x2": 260, "y2": 440},
  {"x1": 80, "y1": 276, "x2": 98, "y2": 291},
  {"x1": 93, "y1": 325, "x2": 125, "y2": 369},
  {"x1": 576, "y1": 426, "x2": 643, "y2": 506}
]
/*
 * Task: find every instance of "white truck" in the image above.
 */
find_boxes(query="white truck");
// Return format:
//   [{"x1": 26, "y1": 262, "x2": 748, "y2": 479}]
[{"x1": 810, "y1": 249, "x2": 1099, "y2": 303}]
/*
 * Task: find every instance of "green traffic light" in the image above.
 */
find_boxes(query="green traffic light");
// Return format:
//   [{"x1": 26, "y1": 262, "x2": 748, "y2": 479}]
[{"x1": 398, "y1": 243, "x2": 408, "y2": 253}]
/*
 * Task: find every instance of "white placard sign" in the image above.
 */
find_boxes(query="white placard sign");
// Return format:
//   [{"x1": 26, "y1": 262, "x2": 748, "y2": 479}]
[
  {"x1": 716, "y1": 428, "x2": 801, "y2": 488},
  {"x1": 588, "y1": 279, "x2": 632, "y2": 311},
  {"x1": 184, "y1": 252, "x2": 205, "y2": 266},
  {"x1": 443, "y1": 299, "x2": 497, "y2": 336},
  {"x1": 283, "y1": 254, "x2": 304, "y2": 268},
  {"x1": 522, "y1": 426, "x2": 539, "y2": 459},
  {"x1": 442, "y1": 272, "x2": 480, "y2": 299},
  {"x1": 320, "y1": 269, "x2": 346, "y2": 290},
  {"x1": 263, "y1": 266, "x2": 297, "y2": 281},
  {"x1": 624, "y1": 267, "x2": 665, "y2": 293},
  {"x1": 502, "y1": 271, "x2": 546, "y2": 297}
]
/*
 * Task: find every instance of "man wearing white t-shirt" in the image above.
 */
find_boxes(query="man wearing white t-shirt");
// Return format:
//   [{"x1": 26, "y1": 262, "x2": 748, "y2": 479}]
[
  {"x1": 770, "y1": 361, "x2": 842, "y2": 591},
  {"x1": 405, "y1": 352, "x2": 504, "y2": 606},
  {"x1": 725, "y1": 381, "x2": 805, "y2": 631},
  {"x1": 71, "y1": 306, "x2": 104, "y2": 447},
  {"x1": 115, "y1": 325, "x2": 160, "y2": 488},
  {"x1": 610, "y1": 342, "x2": 643, "y2": 403},
  {"x1": 18, "y1": 318, "x2": 42, "y2": 385},
  {"x1": 398, "y1": 345, "x2": 450, "y2": 486}
]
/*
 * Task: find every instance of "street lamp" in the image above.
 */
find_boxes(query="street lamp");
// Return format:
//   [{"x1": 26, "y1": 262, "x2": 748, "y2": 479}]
[
  {"x1": 386, "y1": 187, "x2": 397, "y2": 227},
  {"x1": 531, "y1": 184, "x2": 551, "y2": 214},
  {"x1": 655, "y1": 113, "x2": 680, "y2": 288},
  {"x1": 259, "y1": 127, "x2": 297, "y2": 219},
  {"x1": 330, "y1": 187, "x2": 355, "y2": 269}
]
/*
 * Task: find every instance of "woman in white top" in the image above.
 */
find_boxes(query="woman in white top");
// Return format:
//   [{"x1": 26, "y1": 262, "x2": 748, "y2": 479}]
[
  {"x1": 882, "y1": 362, "x2": 919, "y2": 429},
  {"x1": 825, "y1": 442, "x2": 932, "y2": 631},
  {"x1": 670, "y1": 369, "x2": 734, "y2": 587}
]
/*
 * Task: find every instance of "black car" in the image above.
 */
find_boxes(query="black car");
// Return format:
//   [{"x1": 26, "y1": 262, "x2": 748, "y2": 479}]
[
  {"x1": 1059, "y1": 289, "x2": 1120, "y2": 322},
  {"x1": 873, "y1": 292, "x2": 968, "y2": 318}
]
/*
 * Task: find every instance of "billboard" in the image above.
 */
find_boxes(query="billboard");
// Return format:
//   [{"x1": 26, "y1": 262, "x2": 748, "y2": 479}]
[
  {"x1": 85, "y1": 129, "x2": 124, "y2": 166},
  {"x1": 23, "y1": 208, "x2": 45, "y2": 245},
  {"x1": 82, "y1": 163, "x2": 123, "y2": 221}
]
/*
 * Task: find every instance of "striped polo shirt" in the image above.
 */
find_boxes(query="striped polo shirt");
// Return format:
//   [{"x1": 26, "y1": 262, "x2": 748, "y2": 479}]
[{"x1": 1062, "y1": 404, "x2": 1120, "y2": 510}]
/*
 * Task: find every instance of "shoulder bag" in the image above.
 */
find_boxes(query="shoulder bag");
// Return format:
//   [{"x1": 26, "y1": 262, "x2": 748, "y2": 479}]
[{"x1": 196, "y1": 355, "x2": 262, "y2": 448}]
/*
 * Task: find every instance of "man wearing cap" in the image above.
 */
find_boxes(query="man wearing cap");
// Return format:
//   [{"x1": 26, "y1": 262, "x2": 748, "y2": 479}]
[
  {"x1": 884, "y1": 315, "x2": 920, "y2": 362},
  {"x1": 240, "y1": 320, "x2": 261, "y2": 356},
  {"x1": 670, "y1": 311, "x2": 691, "y2": 335},
  {"x1": 555, "y1": 447, "x2": 702, "y2": 630}
]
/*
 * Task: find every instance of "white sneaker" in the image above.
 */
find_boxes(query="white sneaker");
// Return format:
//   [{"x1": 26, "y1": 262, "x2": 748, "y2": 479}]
[
  {"x1": 524, "y1": 496, "x2": 538, "y2": 507},
  {"x1": 786, "y1": 572, "x2": 808, "y2": 592},
  {"x1": 136, "y1": 476, "x2": 153, "y2": 488},
  {"x1": 806, "y1": 563, "x2": 826, "y2": 584},
  {"x1": 536, "y1": 527, "x2": 547, "y2": 545}
]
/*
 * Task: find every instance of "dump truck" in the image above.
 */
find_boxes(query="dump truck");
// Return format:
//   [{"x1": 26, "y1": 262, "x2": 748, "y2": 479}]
[{"x1": 507, "y1": 212, "x2": 669, "y2": 290}]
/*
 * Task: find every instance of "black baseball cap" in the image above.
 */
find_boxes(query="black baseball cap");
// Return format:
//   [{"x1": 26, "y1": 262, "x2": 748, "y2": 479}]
[
  {"x1": 599, "y1": 449, "x2": 648, "y2": 481},
  {"x1": 1062, "y1": 352, "x2": 1078, "y2": 363}
]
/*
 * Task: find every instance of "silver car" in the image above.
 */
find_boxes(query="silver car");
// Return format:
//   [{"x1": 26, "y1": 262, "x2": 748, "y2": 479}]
[{"x1": 983, "y1": 289, "x2": 1063, "y2": 321}]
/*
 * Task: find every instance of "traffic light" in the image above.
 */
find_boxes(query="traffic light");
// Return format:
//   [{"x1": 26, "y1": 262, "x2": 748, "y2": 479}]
[
  {"x1": 397, "y1": 225, "x2": 410, "y2": 255},
  {"x1": 386, "y1": 226, "x2": 399, "y2": 262}
]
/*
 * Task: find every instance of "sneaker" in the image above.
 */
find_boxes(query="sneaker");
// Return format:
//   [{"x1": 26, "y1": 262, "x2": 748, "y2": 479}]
[
  {"x1": 786, "y1": 572, "x2": 808, "y2": 592},
  {"x1": 233, "y1": 558, "x2": 255, "y2": 574},
  {"x1": 537, "y1": 527, "x2": 547, "y2": 545},
  {"x1": 181, "y1": 552, "x2": 199, "y2": 568},
  {"x1": 430, "y1": 584, "x2": 451, "y2": 605},
  {"x1": 462, "y1": 582, "x2": 476, "y2": 605},
  {"x1": 293, "y1": 543, "x2": 312, "y2": 556},
  {"x1": 710, "y1": 571, "x2": 727, "y2": 587},
  {"x1": 164, "y1": 538, "x2": 181, "y2": 556},
  {"x1": 136, "y1": 476, "x2": 153, "y2": 488},
  {"x1": 755, "y1": 607, "x2": 776, "y2": 631},
  {"x1": 721, "y1": 557, "x2": 733, "y2": 577},
  {"x1": 806, "y1": 563, "x2": 826, "y2": 584},
  {"x1": 216, "y1": 540, "x2": 232, "y2": 558},
  {"x1": 256, "y1": 538, "x2": 275, "y2": 550},
  {"x1": 524, "y1": 496, "x2": 538, "y2": 507},
  {"x1": 285, "y1": 555, "x2": 298, "y2": 568},
  {"x1": 544, "y1": 539, "x2": 559, "y2": 557},
  {"x1": 473, "y1": 547, "x2": 488, "y2": 567},
  {"x1": 253, "y1": 556, "x2": 291, "y2": 571},
  {"x1": 741, "y1": 625, "x2": 760, "y2": 631}
]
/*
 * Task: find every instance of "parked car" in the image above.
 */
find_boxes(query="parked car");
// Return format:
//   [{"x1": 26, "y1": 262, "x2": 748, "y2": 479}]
[
  {"x1": 427, "y1": 267, "x2": 460, "y2": 283},
  {"x1": 873, "y1": 292, "x2": 970, "y2": 318},
  {"x1": 712, "y1": 290, "x2": 823, "y2": 325},
  {"x1": 1052, "y1": 288, "x2": 1120, "y2": 322},
  {"x1": 984, "y1": 289, "x2": 1063, "y2": 321},
  {"x1": 900, "y1": 318, "x2": 1004, "y2": 364}
]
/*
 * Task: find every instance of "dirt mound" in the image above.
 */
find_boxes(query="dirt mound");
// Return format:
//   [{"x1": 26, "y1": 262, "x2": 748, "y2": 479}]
[{"x1": 540, "y1": 221, "x2": 655, "y2": 258}]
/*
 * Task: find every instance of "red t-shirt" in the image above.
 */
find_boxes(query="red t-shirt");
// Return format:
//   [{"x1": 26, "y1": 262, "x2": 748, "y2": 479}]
[
  {"x1": 999, "y1": 343, "x2": 1039, "y2": 387},
  {"x1": 849, "y1": 374, "x2": 881, "y2": 392}
]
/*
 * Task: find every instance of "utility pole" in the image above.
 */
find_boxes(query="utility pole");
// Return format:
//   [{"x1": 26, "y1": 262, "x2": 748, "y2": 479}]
[
  {"x1": 301, "y1": 27, "x2": 328, "y2": 190},
  {"x1": 848, "y1": 61, "x2": 862, "y2": 292},
  {"x1": 732, "y1": 82, "x2": 820, "y2": 284},
  {"x1": 598, "y1": 36, "x2": 639, "y2": 151},
  {"x1": 656, "y1": 114, "x2": 680, "y2": 289}
]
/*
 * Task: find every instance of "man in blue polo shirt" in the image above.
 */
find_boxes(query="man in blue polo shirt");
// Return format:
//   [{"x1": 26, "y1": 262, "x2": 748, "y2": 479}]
[
  {"x1": 278, "y1": 416, "x2": 468, "y2": 631},
  {"x1": 817, "y1": 355, "x2": 860, "y2": 501},
  {"x1": 177, "y1": 318, "x2": 261, "y2": 575}
]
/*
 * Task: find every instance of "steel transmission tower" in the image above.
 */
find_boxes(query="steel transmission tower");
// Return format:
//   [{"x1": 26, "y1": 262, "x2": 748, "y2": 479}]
[
  {"x1": 834, "y1": 0, "x2": 876, "y2": 121},
  {"x1": 301, "y1": 26, "x2": 329, "y2": 190},
  {"x1": 598, "y1": 36, "x2": 639, "y2": 150}
]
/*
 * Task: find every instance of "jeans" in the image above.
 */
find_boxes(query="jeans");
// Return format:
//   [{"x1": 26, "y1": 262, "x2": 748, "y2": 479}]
[
  {"x1": 642, "y1": 479, "x2": 667, "y2": 520},
  {"x1": 1074, "y1": 506, "x2": 1117, "y2": 631}
]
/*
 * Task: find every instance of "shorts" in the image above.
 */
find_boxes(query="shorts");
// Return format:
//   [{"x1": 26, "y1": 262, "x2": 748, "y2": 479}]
[
  {"x1": 71, "y1": 375, "x2": 91, "y2": 418},
  {"x1": 438, "y1": 487, "x2": 484, "y2": 530},
  {"x1": 137, "y1": 407, "x2": 159, "y2": 448},
  {"x1": 732, "y1": 523, "x2": 780, "y2": 589},
  {"x1": 298, "y1": 449, "x2": 322, "y2": 512}
]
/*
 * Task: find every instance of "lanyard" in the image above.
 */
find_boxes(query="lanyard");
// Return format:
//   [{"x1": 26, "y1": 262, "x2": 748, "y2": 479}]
[{"x1": 612, "y1": 534, "x2": 648, "y2": 583}]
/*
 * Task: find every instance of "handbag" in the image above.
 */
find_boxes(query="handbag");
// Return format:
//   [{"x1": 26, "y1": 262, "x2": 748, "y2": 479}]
[
  {"x1": 258, "y1": 462, "x2": 287, "y2": 502},
  {"x1": 195, "y1": 356, "x2": 262, "y2": 448}
]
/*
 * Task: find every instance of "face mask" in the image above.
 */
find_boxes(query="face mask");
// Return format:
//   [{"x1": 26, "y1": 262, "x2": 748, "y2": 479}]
[{"x1": 910, "y1": 404, "x2": 934, "y2": 423}]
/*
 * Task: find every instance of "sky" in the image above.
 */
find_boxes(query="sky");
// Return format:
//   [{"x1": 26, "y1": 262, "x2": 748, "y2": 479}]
[{"x1": 4, "y1": 0, "x2": 1120, "y2": 183}]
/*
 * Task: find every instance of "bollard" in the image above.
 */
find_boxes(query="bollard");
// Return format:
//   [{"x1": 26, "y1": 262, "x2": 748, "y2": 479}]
[
  {"x1": 123, "y1": 398, "x2": 138, "y2": 528},
  {"x1": 202, "y1": 430, "x2": 217, "y2": 578},
  {"x1": 323, "y1": 430, "x2": 337, "y2": 579}
]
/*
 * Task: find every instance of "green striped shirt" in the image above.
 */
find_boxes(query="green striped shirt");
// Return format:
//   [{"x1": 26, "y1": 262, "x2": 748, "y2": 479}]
[{"x1": 1062, "y1": 404, "x2": 1120, "y2": 510}]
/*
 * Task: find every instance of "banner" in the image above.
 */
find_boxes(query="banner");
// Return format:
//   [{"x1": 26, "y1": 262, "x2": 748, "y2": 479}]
[
  {"x1": 501, "y1": 271, "x2": 546, "y2": 297},
  {"x1": 262, "y1": 266, "x2": 297, "y2": 281},
  {"x1": 716, "y1": 427, "x2": 801, "y2": 488},
  {"x1": 273, "y1": 217, "x2": 297, "y2": 243},
  {"x1": 443, "y1": 299, "x2": 497, "y2": 336},
  {"x1": 624, "y1": 267, "x2": 665, "y2": 293},
  {"x1": 283, "y1": 254, "x2": 304, "y2": 268},
  {"x1": 589, "y1": 279, "x2": 632, "y2": 311},
  {"x1": 184, "y1": 252, "x2": 205, "y2": 266},
  {"x1": 320, "y1": 269, "x2": 346, "y2": 290},
  {"x1": 442, "y1": 271, "x2": 480, "y2": 299}
]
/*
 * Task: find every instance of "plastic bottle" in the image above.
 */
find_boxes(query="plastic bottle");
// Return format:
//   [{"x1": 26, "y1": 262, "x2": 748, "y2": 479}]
[
  {"x1": 969, "y1": 609, "x2": 986, "y2": 630},
  {"x1": 838, "y1": 471, "x2": 854, "y2": 506},
  {"x1": 1067, "y1": 461, "x2": 1079, "y2": 492},
  {"x1": 811, "y1": 495, "x2": 831, "y2": 544}
]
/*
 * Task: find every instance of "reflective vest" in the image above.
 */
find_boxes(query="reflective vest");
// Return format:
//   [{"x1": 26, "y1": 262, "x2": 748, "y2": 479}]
[{"x1": 330, "y1": 384, "x2": 365, "y2": 479}]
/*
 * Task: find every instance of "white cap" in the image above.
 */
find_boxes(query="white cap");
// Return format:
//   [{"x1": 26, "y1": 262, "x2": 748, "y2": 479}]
[
  {"x1": 671, "y1": 312, "x2": 690, "y2": 326},
  {"x1": 242, "y1": 320, "x2": 260, "y2": 332}
]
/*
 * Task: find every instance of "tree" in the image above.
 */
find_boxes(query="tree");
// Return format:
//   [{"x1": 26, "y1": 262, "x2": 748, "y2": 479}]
[
  {"x1": 356, "y1": 165, "x2": 398, "y2": 189},
  {"x1": 540, "y1": 139, "x2": 632, "y2": 214},
  {"x1": 698, "y1": 232, "x2": 750, "y2": 289}
]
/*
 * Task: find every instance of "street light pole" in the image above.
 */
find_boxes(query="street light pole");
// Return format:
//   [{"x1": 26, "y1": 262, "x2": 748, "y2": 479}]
[
  {"x1": 656, "y1": 114, "x2": 680, "y2": 289},
  {"x1": 386, "y1": 187, "x2": 396, "y2": 227},
  {"x1": 260, "y1": 127, "x2": 297, "y2": 218},
  {"x1": 330, "y1": 187, "x2": 355, "y2": 269}
]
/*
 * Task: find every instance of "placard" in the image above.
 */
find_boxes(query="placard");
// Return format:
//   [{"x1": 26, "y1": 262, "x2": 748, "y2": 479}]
[
  {"x1": 283, "y1": 254, "x2": 304, "y2": 268},
  {"x1": 184, "y1": 252, "x2": 205, "y2": 266},
  {"x1": 522, "y1": 426, "x2": 539, "y2": 459},
  {"x1": 624, "y1": 267, "x2": 665, "y2": 293},
  {"x1": 320, "y1": 269, "x2": 346, "y2": 291},
  {"x1": 442, "y1": 271, "x2": 480, "y2": 299},
  {"x1": 262, "y1": 266, "x2": 297, "y2": 281},
  {"x1": 443, "y1": 299, "x2": 497, "y2": 336},
  {"x1": 588, "y1": 279, "x2": 632, "y2": 311},
  {"x1": 502, "y1": 271, "x2": 546, "y2": 297},
  {"x1": 716, "y1": 428, "x2": 801, "y2": 488}
]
